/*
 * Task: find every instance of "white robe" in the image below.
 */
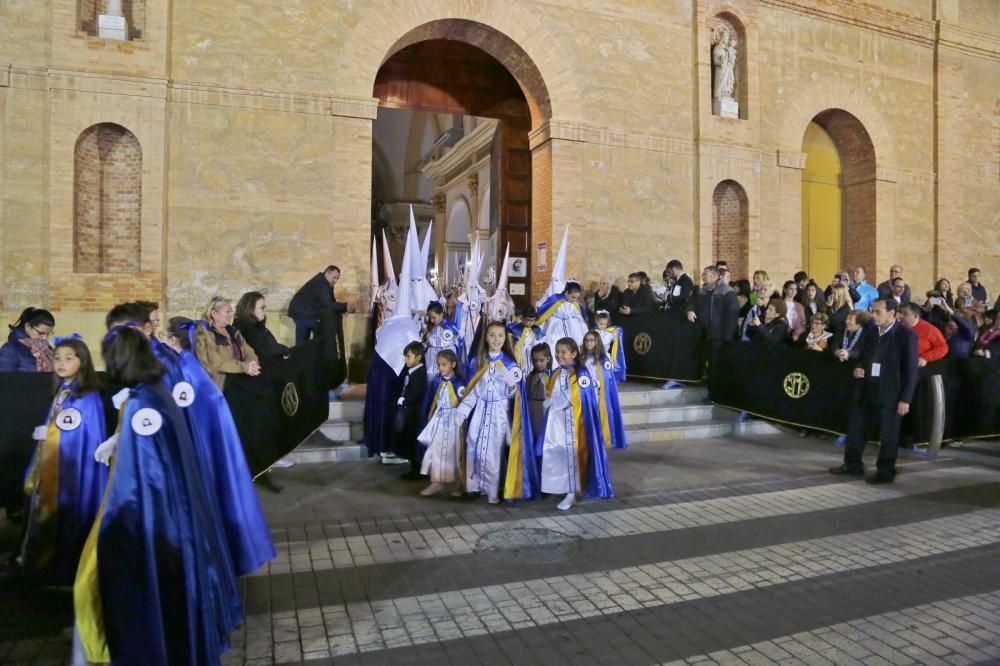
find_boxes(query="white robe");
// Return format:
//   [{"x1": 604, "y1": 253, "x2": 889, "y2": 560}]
[
  {"x1": 513, "y1": 326, "x2": 540, "y2": 374},
  {"x1": 455, "y1": 354, "x2": 515, "y2": 498},
  {"x1": 541, "y1": 302, "x2": 588, "y2": 365},
  {"x1": 424, "y1": 325, "x2": 458, "y2": 380},
  {"x1": 418, "y1": 380, "x2": 462, "y2": 483},
  {"x1": 540, "y1": 369, "x2": 581, "y2": 494}
]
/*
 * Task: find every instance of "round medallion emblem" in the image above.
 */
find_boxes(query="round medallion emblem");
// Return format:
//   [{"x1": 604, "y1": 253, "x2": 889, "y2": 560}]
[
  {"x1": 281, "y1": 382, "x2": 300, "y2": 416},
  {"x1": 56, "y1": 408, "x2": 82, "y2": 432},
  {"x1": 132, "y1": 408, "x2": 163, "y2": 436},
  {"x1": 633, "y1": 332, "x2": 653, "y2": 355},
  {"x1": 783, "y1": 372, "x2": 810, "y2": 399},
  {"x1": 172, "y1": 381, "x2": 196, "y2": 408}
]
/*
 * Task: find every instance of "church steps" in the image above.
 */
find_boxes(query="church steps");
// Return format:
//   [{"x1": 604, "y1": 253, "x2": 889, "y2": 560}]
[{"x1": 282, "y1": 383, "x2": 781, "y2": 465}]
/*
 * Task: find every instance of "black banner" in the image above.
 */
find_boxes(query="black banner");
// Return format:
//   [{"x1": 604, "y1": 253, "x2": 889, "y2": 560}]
[
  {"x1": 0, "y1": 372, "x2": 53, "y2": 511},
  {"x1": 713, "y1": 342, "x2": 1000, "y2": 441},
  {"x1": 619, "y1": 310, "x2": 704, "y2": 382},
  {"x1": 225, "y1": 313, "x2": 346, "y2": 476}
]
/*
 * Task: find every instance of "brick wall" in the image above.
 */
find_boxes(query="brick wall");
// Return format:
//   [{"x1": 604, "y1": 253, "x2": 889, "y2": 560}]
[
  {"x1": 712, "y1": 180, "x2": 749, "y2": 280},
  {"x1": 73, "y1": 123, "x2": 142, "y2": 274}
]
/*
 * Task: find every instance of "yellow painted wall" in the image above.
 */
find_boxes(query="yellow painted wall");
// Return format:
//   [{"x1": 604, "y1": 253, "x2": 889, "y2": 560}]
[{"x1": 801, "y1": 122, "x2": 842, "y2": 283}]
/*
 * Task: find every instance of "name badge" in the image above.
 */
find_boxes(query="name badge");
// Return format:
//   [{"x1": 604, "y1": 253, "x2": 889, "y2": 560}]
[
  {"x1": 672, "y1": 285, "x2": 682, "y2": 296},
  {"x1": 871, "y1": 363, "x2": 881, "y2": 378}
]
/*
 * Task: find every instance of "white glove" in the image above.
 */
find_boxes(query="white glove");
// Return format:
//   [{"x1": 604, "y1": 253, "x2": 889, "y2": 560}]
[
  {"x1": 111, "y1": 388, "x2": 131, "y2": 410},
  {"x1": 94, "y1": 432, "x2": 120, "y2": 466},
  {"x1": 32, "y1": 425, "x2": 48, "y2": 442},
  {"x1": 501, "y1": 367, "x2": 520, "y2": 387}
]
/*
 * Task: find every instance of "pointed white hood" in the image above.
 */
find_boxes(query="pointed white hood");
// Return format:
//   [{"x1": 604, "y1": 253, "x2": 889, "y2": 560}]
[
  {"x1": 486, "y1": 242, "x2": 515, "y2": 321},
  {"x1": 375, "y1": 217, "x2": 419, "y2": 374},
  {"x1": 381, "y1": 230, "x2": 396, "y2": 286},
  {"x1": 369, "y1": 235, "x2": 379, "y2": 306},
  {"x1": 543, "y1": 225, "x2": 570, "y2": 301}
]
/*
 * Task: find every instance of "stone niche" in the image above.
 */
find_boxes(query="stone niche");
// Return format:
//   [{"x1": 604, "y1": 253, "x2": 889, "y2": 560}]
[
  {"x1": 79, "y1": 0, "x2": 144, "y2": 40},
  {"x1": 710, "y1": 13, "x2": 747, "y2": 120}
]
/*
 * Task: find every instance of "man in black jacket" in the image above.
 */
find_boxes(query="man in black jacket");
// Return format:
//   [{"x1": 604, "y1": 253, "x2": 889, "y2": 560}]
[
  {"x1": 686, "y1": 266, "x2": 739, "y2": 399},
  {"x1": 830, "y1": 298, "x2": 919, "y2": 483},
  {"x1": 619, "y1": 272, "x2": 655, "y2": 317},
  {"x1": 664, "y1": 259, "x2": 695, "y2": 311},
  {"x1": 288, "y1": 265, "x2": 348, "y2": 343}
]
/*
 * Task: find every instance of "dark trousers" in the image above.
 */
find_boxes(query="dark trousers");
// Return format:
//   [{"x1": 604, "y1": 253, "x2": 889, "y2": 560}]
[
  {"x1": 703, "y1": 338, "x2": 723, "y2": 399},
  {"x1": 844, "y1": 383, "x2": 902, "y2": 473},
  {"x1": 294, "y1": 318, "x2": 318, "y2": 344}
]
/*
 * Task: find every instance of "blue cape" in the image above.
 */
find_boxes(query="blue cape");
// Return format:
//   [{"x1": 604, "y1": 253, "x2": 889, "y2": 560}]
[
  {"x1": 20, "y1": 383, "x2": 108, "y2": 584},
  {"x1": 588, "y1": 354, "x2": 628, "y2": 450},
  {"x1": 96, "y1": 381, "x2": 241, "y2": 664},
  {"x1": 534, "y1": 365, "x2": 614, "y2": 499},
  {"x1": 170, "y1": 342, "x2": 276, "y2": 575}
]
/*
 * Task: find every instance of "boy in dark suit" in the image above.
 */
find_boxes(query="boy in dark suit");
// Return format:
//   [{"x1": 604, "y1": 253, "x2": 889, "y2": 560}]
[
  {"x1": 392, "y1": 341, "x2": 429, "y2": 480},
  {"x1": 830, "y1": 299, "x2": 919, "y2": 483}
]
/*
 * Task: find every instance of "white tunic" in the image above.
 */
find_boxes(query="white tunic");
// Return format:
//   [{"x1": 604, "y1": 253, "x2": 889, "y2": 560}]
[
  {"x1": 513, "y1": 326, "x2": 540, "y2": 373},
  {"x1": 541, "y1": 302, "x2": 588, "y2": 365},
  {"x1": 540, "y1": 368, "x2": 581, "y2": 494},
  {"x1": 418, "y1": 379, "x2": 462, "y2": 483},
  {"x1": 455, "y1": 354, "x2": 515, "y2": 498},
  {"x1": 424, "y1": 325, "x2": 458, "y2": 379}
]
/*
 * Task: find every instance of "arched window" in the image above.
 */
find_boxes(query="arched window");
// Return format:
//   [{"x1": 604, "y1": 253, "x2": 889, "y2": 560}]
[
  {"x1": 712, "y1": 180, "x2": 749, "y2": 280},
  {"x1": 74, "y1": 123, "x2": 142, "y2": 274}
]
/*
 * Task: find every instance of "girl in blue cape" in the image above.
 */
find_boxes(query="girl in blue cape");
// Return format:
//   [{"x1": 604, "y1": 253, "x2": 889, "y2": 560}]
[
  {"x1": 537, "y1": 337, "x2": 614, "y2": 511},
  {"x1": 170, "y1": 318, "x2": 276, "y2": 576},
  {"x1": 582, "y1": 331, "x2": 628, "y2": 450},
  {"x1": 73, "y1": 326, "x2": 241, "y2": 666},
  {"x1": 454, "y1": 321, "x2": 539, "y2": 504},
  {"x1": 536, "y1": 281, "x2": 589, "y2": 363},
  {"x1": 19, "y1": 336, "x2": 108, "y2": 585},
  {"x1": 417, "y1": 349, "x2": 466, "y2": 497},
  {"x1": 593, "y1": 310, "x2": 627, "y2": 383}
]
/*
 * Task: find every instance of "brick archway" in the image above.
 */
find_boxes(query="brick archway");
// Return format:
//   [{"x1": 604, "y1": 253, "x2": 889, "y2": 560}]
[
  {"x1": 374, "y1": 20, "x2": 552, "y2": 303},
  {"x1": 805, "y1": 109, "x2": 877, "y2": 277},
  {"x1": 711, "y1": 180, "x2": 749, "y2": 280}
]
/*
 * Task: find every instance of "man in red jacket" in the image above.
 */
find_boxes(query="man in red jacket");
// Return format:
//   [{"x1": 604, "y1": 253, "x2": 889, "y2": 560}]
[{"x1": 899, "y1": 302, "x2": 947, "y2": 367}]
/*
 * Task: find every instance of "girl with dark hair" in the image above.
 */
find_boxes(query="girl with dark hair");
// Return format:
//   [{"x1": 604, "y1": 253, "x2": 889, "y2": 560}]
[
  {"x1": 0, "y1": 307, "x2": 55, "y2": 372},
  {"x1": 454, "y1": 321, "x2": 538, "y2": 504},
  {"x1": 536, "y1": 281, "x2": 590, "y2": 361},
  {"x1": 74, "y1": 326, "x2": 241, "y2": 666},
  {"x1": 536, "y1": 337, "x2": 613, "y2": 511},
  {"x1": 234, "y1": 291, "x2": 290, "y2": 361},
  {"x1": 581, "y1": 331, "x2": 627, "y2": 450},
  {"x1": 19, "y1": 335, "x2": 107, "y2": 584}
]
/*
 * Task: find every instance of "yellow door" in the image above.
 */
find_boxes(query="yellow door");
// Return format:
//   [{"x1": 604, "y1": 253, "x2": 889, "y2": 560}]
[{"x1": 801, "y1": 122, "x2": 842, "y2": 282}]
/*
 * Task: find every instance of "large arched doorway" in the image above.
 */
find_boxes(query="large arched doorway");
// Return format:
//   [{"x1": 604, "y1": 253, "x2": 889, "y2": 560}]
[
  {"x1": 801, "y1": 109, "x2": 876, "y2": 281},
  {"x1": 372, "y1": 20, "x2": 551, "y2": 304}
]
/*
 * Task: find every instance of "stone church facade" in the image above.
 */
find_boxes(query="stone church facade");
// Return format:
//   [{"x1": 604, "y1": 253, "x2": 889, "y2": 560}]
[{"x1": 1, "y1": 1, "x2": 998, "y2": 344}]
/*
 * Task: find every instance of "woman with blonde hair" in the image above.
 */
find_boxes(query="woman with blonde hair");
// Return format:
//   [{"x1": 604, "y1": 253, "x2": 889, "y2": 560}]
[
  {"x1": 195, "y1": 296, "x2": 261, "y2": 390},
  {"x1": 826, "y1": 282, "x2": 853, "y2": 339}
]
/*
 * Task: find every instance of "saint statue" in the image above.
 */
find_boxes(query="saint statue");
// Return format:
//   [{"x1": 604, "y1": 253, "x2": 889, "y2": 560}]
[{"x1": 712, "y1": 27, "x2": 737, "y2": 101}]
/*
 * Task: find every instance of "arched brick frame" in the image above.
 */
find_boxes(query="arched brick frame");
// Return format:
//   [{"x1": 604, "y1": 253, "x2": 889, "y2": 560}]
[
  {"x1": 73, "y1": 123, "x2": 142, "y2": 274},
  {"x1": 712, "y1": 180, "x2": 749, "y2": 280},
  {"x1": 807, "y1": 109, "x2": 877, "y2": 276}
]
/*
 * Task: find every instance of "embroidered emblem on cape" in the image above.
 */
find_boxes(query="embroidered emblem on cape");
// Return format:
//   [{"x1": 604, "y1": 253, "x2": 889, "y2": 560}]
[
  {"x1": 509, "y1": 367, "x2": 524, "y2": 382},
  {"x1": 132, "y1": 408, "x2": 163, "y2": 436},
  {"x1": 578, "y1": 375, "x2": 592, "y2": 388},
  {"x1": 56, "y1": 408, "x2": 82, "y2": 432},
  {"x1": 172, "y1": 381, "x2": 195, "y2": 407},
  {"x1": 457, "y1": 386, "x2": 466, "y2": 397},
  {"x1": 633, "y1": 332, "x2": 652, "y2": 355},
  {"x1": 281, "y1": 382, "x2": 300, "y2": 416},
  {"x1": 442, "y1": 330, "x2": 454, "y2": 342},
  {"x1": 783, "y1": 372, "x2": 810, "y2": 399},
  {"x1": 603, "y1": 360, "x2": 613, "y2": 370}
]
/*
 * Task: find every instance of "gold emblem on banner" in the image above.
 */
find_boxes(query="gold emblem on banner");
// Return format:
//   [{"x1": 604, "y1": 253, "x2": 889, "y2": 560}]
[
  {"x1": 281, "y1": 382, "x2": 300, "y2": 416},
  {"x1": 783, "y1": 372, "x2": 810, "y2": 399},
  {"x1": 633, "y1": 332, "x2": 652, "y2": 355}
]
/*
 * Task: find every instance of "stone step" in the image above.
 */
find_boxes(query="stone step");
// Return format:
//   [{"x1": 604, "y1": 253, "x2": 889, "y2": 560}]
[
  {"x1": 620, "y1": 403, "x2": 718, "y2": 426},
  {"x1": 329, "y1": 400, "x2": 364, "y2": 421},
  {"x1": 617, "y1": 384, "x2": 708, "y2": 407}
]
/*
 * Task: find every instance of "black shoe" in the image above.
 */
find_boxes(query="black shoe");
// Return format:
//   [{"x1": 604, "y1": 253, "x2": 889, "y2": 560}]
[
  {"x1": 400, "y1": 471, "x2": 424, "y2": 481},
  {"x1": 828, "y1": 464, "x2": 864, "y2": 476},
  {"x1": 256, "y1": 473, "x2": 283, "y2": 493},
  {"x1": 867, "y1": 472, "x2": 896, "y2": 484}
]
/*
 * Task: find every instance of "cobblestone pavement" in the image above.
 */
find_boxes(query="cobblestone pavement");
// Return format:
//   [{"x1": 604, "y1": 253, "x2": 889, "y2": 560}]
[{"x1": 3, "y1": 433, "x2": 1000, "y2": 665}]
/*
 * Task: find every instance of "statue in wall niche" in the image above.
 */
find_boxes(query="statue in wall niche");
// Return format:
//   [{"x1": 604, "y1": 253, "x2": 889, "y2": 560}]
[{"x1": 712, "y1": 25, "x2": 737, "y2": 101}]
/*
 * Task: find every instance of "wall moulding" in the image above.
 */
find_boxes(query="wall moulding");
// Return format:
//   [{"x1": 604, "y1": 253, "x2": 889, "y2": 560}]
[
  {"x1": 530, "y1": 119, "x2": 696, "y2": 156},
  {"x1": 776, "y1": 150, "x2": 807, "y2": 170},
  {"x1": 758, "y1": 0, "x2": 935, "y2": 46}
]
